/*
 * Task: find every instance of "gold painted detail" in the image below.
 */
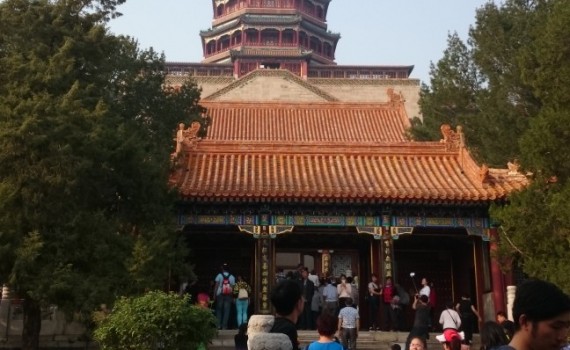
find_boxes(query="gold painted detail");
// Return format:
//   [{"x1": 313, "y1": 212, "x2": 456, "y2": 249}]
[
  {"x1": 260, "y1": 239, "x2": 271, "y2": 314},
  {"x1": 238, "y1": 225, "x2": 294, "y2": 238},
  {"x1": 383, "y1": 235, "x2": 394, "y2": 278},
  {"x1": 356, "y1": 226, "x2": 383, "y2": 240},
  {"x1": 390, "y1": 226, "x2": 413, "y2": 238}
]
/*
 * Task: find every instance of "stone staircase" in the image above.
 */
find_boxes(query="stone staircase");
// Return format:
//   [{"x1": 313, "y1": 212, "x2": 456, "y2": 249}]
[{"x1": 210, "y1": 329, "x2": 480, "y2": 350}]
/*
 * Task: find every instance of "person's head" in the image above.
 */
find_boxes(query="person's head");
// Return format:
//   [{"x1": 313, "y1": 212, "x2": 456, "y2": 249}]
[
  {"x1": 421, "y1": 277, "x2": 428, "y2": 286},
  {"x1": 196, "y1": 292, "x2": 210, "y2": 308},
  {"x1": 345, "y1": 298, "x2": 353, "y2": 307},
  {"x1": 480, "y1": 321, "x2": 509, "y2": 350},
  {"x1": 347, "y1": 276, "x2": 353, "y2": 284},
  {"x1": 496, "y1": 311, "x2": 508, "y2": 323},
  {"x1": 237, "y1": 274, "x2": 244, "y2": 282},
  {"x1": 386, "y1": 277, "x2": 393, "y2": 285},
  {"x1": 436, "y1": 329, "x2": 462, "y2": 350},
  {"x1": 511, "y1": 279, "x2": 570, "y2": 350},
  {"x1": 270, "y1": 279, "x2": 304, "y2": 320},
  {"x1": 316, "y1": 312, "x2": 338, "y2": 337},
  {"x1": 221, "y1": 263, "x2": 229, "y2": 272},
  {"x1": 409, "y1": 336, "x2": 427, "y2": 350},
  {"x1": 391, "y1": 344, "x2": 402, "y2": 350},
  {"x1": 445, "y1": 301, "x2": 454, "y2": 309},
  {"x1": 301, "y1": 268, "x2": 309, "y2": 279},
  {"x1": 371, "y1": 273, "x2": 378, "y2": 282},
  {"x1": 340, "y1": 274, "x2": 347, "y2": 284}
]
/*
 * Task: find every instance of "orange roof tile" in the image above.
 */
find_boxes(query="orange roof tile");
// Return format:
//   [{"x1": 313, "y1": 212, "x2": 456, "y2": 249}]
[
  {"x1": 202, "y1": 101, "x2": 410, "y2": 143},
  {"x1": 170, "y1": 141, "x2": 527, "y2": 203},
  {"x1": 170, "y1": 100, "x2": 528, "y2": 203}
]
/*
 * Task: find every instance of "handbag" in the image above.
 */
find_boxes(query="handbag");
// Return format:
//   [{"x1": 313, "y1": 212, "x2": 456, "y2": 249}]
[{"x1": 238, "y1": 288, "x2": 248, "y2": 299}]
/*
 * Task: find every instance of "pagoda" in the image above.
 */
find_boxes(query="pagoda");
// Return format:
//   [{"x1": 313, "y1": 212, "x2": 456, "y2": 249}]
[{"x1": 200, "y1": 0, "x2": 340, "y2": 77}]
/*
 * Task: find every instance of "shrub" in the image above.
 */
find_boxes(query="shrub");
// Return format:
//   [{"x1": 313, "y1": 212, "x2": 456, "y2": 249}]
[{"x1": 93, "y1": 291, "x2": 217, "y2": 350}]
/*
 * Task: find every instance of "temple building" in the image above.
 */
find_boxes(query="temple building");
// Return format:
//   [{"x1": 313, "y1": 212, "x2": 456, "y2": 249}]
[{"x1": 166, "y1": 0, "x2": 527, "y2": 327}]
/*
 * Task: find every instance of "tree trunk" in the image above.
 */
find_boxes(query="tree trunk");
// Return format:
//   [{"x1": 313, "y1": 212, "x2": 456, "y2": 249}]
[{"x1": 22, "y1": 297, "x2": 41, "y2": 350}]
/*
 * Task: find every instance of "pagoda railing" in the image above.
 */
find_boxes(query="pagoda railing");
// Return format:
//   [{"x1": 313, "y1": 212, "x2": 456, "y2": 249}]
[{"x1": 213, "y1": 1, "x2": 325, "y2": 22}]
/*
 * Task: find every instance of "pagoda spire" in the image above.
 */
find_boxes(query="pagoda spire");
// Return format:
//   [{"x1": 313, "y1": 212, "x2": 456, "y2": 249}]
[{"x1": 201, "y1": 0, "x2": 340, "y2": 78}]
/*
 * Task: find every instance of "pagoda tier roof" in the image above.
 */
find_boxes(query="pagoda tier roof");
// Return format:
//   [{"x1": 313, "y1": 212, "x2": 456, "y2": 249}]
[
  {"x1": 200, "y1": 18, "x2": 240, "y2": 37},
  {"x1": 170, "y1": 101, "x2": 528, "y2": 203},
  {"x1": 229, "y1": 47, "x2": 313, "y2": 59},
  {"x1": 200, "y1": 14, "x2": 339, "y2": 42}
]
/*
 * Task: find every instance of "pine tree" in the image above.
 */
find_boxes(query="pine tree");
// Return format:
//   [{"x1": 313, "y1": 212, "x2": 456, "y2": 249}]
[{"x1": 0, "y1": 1, "x2": 206, "y2": 348}]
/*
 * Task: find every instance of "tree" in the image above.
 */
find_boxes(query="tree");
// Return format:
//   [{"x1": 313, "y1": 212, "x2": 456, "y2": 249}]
[
  {"x1": 412, "y1": 0, "x2": 570, "y2": 290},
  {"x1": 491, "y1": 0, "x2": 570, "y2": 293},
  {"x1": 409, "y1": 33, "x2": 482, "y2": 151},
  {"x1": 0, "y1": 0, "x2": 206, "y2": 348},
  {"x1": 93, "y1": 291, "x2": 217, "y2": 350}
]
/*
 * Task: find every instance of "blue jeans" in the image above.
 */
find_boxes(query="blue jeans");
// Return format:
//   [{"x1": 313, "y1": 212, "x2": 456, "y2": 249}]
[
  {"x1": 215, "y1": 294, "x2": 232, "y2": 329},
  {"x1": 235, "y1": 298, "x2": 249, "y2": 326}
]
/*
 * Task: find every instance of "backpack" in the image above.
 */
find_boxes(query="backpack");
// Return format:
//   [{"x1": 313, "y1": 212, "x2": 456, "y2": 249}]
[{"x1": 221, "y1": 272, "x2": 233, "y2": 295}]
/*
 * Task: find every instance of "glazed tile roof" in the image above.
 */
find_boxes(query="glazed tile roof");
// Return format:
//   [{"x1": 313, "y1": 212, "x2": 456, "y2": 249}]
[
  {"x1": 202, "y1": 101, "x2": 410, "y2": 142},
  {"x1": 171, "y1": 101, "x2": 528, "y2": 203}
]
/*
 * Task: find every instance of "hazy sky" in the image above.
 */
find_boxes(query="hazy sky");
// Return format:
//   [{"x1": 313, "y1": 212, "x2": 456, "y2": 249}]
[{"x1": 108, "y1": 0, "x2": 492, "y2": 84}]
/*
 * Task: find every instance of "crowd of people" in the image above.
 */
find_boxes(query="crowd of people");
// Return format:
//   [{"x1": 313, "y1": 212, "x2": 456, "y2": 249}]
[{"x1": 197, "y1": 263, "x2": 570, "y2": 350}]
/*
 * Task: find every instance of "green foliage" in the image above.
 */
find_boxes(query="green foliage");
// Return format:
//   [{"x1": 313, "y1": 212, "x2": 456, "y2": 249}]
[
  {"x1": 491, "y1": 180, "x2": 570, "y2": 293},
  {"x1": 0, "y1": 0, "x2": 206, "y2": 347},
  {"x1": 410, "y1": 33, "x2": 482, "y2": 150},
  {"x1": 94, "y1": 291, "x2": 217, "y2": 350},
  {"x1": 414, "y1": 0, "x2": 570, "y2": 290}
]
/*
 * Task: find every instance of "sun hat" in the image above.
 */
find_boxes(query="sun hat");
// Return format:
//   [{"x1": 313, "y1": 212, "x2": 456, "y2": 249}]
[{"x1": 436, "y1": 329, "x2": 465, "y2": 343}]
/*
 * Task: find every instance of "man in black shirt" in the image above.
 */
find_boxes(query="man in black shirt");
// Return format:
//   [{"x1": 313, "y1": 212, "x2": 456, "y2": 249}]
[{"x1": 270, "y1": 279, "x2": 304, "y2": 350}]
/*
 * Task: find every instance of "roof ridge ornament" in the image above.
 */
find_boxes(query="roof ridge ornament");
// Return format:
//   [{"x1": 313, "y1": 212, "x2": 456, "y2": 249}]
[
  {"x1": 387, "y1": 88, "x2": 405, "y2": 105},
  {"x1": 440, "y1": 124, "x2": 464, "y2": 152},
  {"x1": 173, "y1": 121, "x2": 201, "y2": 157},
  {"x1": 507, "y1": 160, "x2": 520, "y2": 175}
]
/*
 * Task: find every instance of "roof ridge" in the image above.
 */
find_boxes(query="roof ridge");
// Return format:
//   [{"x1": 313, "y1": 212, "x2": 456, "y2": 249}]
[{"x1": 202, "y1": 69, "x2": 339, "y2": 101}]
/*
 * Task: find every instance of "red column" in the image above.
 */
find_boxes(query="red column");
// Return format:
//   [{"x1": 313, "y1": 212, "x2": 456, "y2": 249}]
[{"x1": 489, "y1": 227, "x2": 506, "y2": 314}]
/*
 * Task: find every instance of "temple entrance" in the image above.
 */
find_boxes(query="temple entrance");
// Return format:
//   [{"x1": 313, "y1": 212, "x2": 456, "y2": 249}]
[
  {"x1": 392, "y1": 227, "x2": 481, "y2": 331},
  {"x1": 274, "y1": 227, "x2": 372, "y2": 281}
]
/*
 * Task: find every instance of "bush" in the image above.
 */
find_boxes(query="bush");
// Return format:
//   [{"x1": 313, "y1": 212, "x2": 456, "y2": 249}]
[{"x1": 93, "y1": 291, "x2": 217, "y2": 350}]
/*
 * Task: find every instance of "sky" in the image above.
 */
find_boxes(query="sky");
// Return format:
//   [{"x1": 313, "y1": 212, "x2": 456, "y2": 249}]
[{"x1": 108, "y1": 0, "x2": 492, "y2": 84}]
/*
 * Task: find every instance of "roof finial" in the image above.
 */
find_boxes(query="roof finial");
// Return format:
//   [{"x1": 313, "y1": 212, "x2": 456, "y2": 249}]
[{"x1": 440, "y1": 124, "x2": 464, "y2": 151}]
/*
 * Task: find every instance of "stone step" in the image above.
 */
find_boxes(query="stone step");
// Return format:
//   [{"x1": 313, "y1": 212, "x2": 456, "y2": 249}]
[{"x1": 211, "y1": 330, "x2": 481, "y2": 350}]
